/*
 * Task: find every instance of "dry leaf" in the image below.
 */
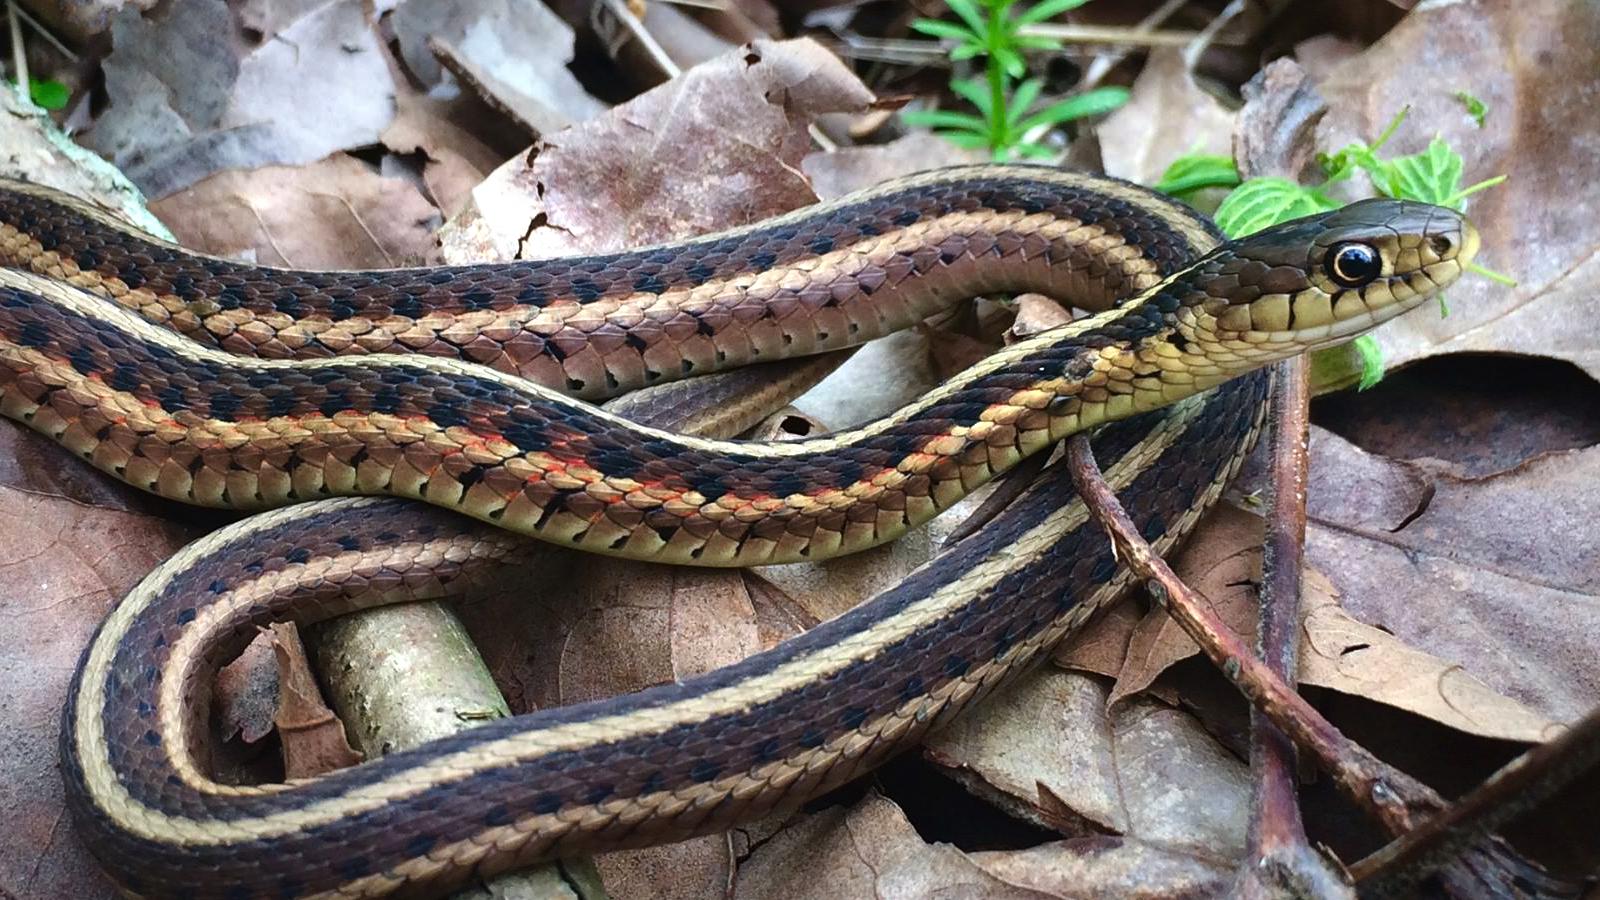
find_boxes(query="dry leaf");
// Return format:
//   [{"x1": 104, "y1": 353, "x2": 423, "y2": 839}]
[
  {"x1": 149, "y1": 154, "x2": 442, "y2": 267},
  {"x1": 1103, "y1": 502, "x2": 1559, "y2": 742},
  {"x1": 393, "y1": 0, "x2": 606, "y2": 135},
  {"x1": 924, "y1": 671, "x2": 1250, "y2": 862},
  {"x1": 84, "y1": 0, "x2": 396, "y2": 197},
  {"x1": 733, "y1": 793, "x2": 1038, "y2": 900},
  {"x1": 1314, "y1": 0, "x2": 1600, "y2": 381},
  {"x1": 215, "y1": 632, "x2": 281, "y2": 744},
  {"x1": 800, "y1": 131, "x2": 984, "y2": 201},
  {"x1": 1306, "y1": 428, "x2": 1600, "y2": 724},
  {"x1": 0, "y1": 485, "x2": 194, "y2": 900},
  {"x1": 269, "y1": 623, "x2": 364, "y2": 779},
  {"x1": 440, "y1": 38, "x2": 875, "y2": 263},
  {"x1": 1098, "y1": 48, "x2": 1236, "y2": 187},
  {"x1": 967, "y1": 838, "x2": 1230, "y2": 899},
  {"x1": 381, "y1": 89, "x2": 514, "y2": 218}
]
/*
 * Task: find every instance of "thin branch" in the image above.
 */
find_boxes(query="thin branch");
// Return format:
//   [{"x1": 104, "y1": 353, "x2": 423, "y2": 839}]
[
  {"x1": 1352, "y1": 706, "x2": 1600, "y2": 894},
  {"x1": 1236, "y1": 357, "x2": 1350, "y2": 898},
  {"x1": 8, "y1": 2, "x2": 27, "y2": 101},
  {"x1": 1064, "y1": 432, "x2": 1445, "y2": 837}
]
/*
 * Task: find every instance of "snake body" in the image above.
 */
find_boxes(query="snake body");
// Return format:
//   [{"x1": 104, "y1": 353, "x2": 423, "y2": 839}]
[{"x1": 0, "y1": 167, "x2": 1475, "y2": 898}]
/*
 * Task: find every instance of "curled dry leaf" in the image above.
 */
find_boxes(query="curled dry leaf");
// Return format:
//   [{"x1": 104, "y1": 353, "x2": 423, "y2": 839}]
[
  {"x1": 1089, "y1": 502, "x2": 1557, "y2": 742},
  {"x1": 732, "y1": 793, "x2": 1041, "y2": 900},
  {"x1": 84, "y1": 0, "x2": 396, "y2": 197},
  {"x1": 392, "y1": 0, "x2": 606, "y2": 135},
  {"x1": 149, "y1": 154, "x2": 442, "y2": 268},
  {"x1": 1315, "y1": 0, "x2": 1600, "y2": 380},
  {"x1": 268, "y1": 623, "x2": 364, "y2": 780},
  {"x1": 924, "y1": 671, "x2": 1250, "y2": 865},
  {"x1": 1306, "y1": 428, "x2": 1600, "y2": 725},
  {"x1": 439, "y1": 38, "x2": 875, "y2": 264}
]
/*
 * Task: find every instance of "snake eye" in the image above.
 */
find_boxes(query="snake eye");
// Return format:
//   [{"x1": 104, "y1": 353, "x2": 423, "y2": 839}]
[{"x1": 1324, "y1": 242, "x2": 1382, "y2": 289}]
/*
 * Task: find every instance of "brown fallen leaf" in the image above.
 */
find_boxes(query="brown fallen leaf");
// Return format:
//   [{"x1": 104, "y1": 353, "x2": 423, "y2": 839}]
[
  {"x1": 380, "y1": 86, "x2": 516, "y2": 219},
  {"x1": 214, "y1": 632, "x2": 281, "y2": 744},
  {"x1": 1099, "y1": 501, "x2": 1558, "y2": 743},
  {"x1": 1306, "y1": 428, "x2": 1600, "y2": 725},
  {"x1": 1314, "y1": 0, "x2": 1600, "y2": 382},
  {"x1": 84, "y1": 0, "x2": 397, "y2": 197},
  {"x1": 0, "y1": 485, "x2": 194, "y2": 900},
  {"x1": 732, "y1": 792, "x2": 1043, "y2": 899},
  {"x1": 1097, "y1": 47, "x2": 1237, "y2": 189},
  {"x1": 269, "y1": 623, "x2": 364, "y2": 779},
  {"x1": 924, "y1": 670, "x2": 1251, "y2": 863},
  {"x1": 395, "y1": 0, "x2": 606, "y2": 136},
  {"x1": 439, "y1": 37, "x2": 875, "y2": 263},
  {"x1": 150, "y1": 154, "x2": 442, "y2": 267}
]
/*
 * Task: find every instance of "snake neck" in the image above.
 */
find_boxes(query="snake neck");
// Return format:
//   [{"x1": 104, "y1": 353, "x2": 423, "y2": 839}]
[{"x1": 0, "y1": 167, "x2": 1218, "y2": 399}]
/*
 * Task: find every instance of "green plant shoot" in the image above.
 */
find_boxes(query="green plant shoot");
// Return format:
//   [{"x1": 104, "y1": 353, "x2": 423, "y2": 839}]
[{"x1": 906, "y1": 0, "x2": 1129, "y2": 160}]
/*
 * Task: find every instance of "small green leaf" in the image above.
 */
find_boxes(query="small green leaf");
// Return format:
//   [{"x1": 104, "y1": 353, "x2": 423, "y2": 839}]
[
  {"x1": 992, "y1": 45, "x2": 1027, "y2": 79},
  {"x1": 1455, "y1": 90, "x2": 1487, "y2": 127},
  {"x1": 1378, "y1": 136, "x2": 1464, "y2": 206},
  {"x1": 951, "y1": 77, "x2": 994, "y2": 117},
  {"x1": 942, "y1": 131, "x2": 996, "y2": 150},
  {"x1": 1012, "y1": 34, "x2": 1063, "y2": 51},
  {"x1": 1016, "y1": 86, "x2": 1129, "y2": 132},
  {"x1": 1017, "y1": 0, "x2": 1091, "y2": 24},
  {"x1": 950, "y1": 44, "x2": 986, "y2": 61},
  {"x1": 1006, "y1": 78, "x2": 1044, "y2": 127},
  {"x1": 1213, "y1": 178, "x2": 1338, "y2": 238},
  {"x1": 1153, "y1": 153, "x2": 1240, "y2": 197},
  {"x1": 902, "y1": 109, "x2": 992, "y2": 132},
  {"x1": 28, "y1": 78, "x2": 69, "y2": 111},
  {"x1": 944, "y1": 0, "x2": 989, "y2": 36},
  {"x1": 1353, "y1": 335, "x2": 1386, "y2": 390},
  {"x1": 911, "y1": 18, "x2": 982, "y2": 43}
]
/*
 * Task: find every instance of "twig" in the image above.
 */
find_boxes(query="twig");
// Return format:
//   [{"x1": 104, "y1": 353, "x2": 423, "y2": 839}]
[
  {"x1": 1352, "y1": 707, "x2": 1600, "y2": 895},
  {"x1": 4, "y1": 0, "x2": 74, "y2": 60},
  {"x1": 7, "y1": 1, "x2": 26, "y2": 102},
  {"x1": 1082, "y1": 0, "x2": 1190, "y2": 87},
  {"x1": 1018, "y1": 23, "x2": 1210, "y2": 48},
  {"x1": 1063, "y1": 432, "x2": 1446, "y2": 836},
  {"x1": 1236, "y1": 357, "x2": 1350, "y2": 898}
]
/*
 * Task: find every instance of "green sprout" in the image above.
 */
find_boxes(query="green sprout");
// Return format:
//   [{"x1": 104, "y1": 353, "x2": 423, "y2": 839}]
[{"x1": 905, "y1": 0, "x2": 1129, "y2": 160}]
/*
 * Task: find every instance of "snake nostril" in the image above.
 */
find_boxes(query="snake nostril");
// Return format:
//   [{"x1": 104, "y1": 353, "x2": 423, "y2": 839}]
[{"x1": 1429, "y1": 234, "x2": 1454, "y2": 257}]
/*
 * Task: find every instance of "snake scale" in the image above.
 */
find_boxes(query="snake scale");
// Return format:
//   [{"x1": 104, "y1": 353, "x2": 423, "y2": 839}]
[{"x1": 0, "y1": 165, "x2": 1475, "y2": 898}]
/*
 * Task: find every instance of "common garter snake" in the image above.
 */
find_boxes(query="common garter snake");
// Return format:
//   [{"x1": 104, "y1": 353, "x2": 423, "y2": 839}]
[{"x1": 0, "y1": 166, "x2": 1475, "y2": 898}]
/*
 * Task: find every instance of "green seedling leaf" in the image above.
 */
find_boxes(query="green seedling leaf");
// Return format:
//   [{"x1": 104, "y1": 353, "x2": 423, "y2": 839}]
[{"x1": 1214, "y1": 178, "x2": 1338, "y2": 239}]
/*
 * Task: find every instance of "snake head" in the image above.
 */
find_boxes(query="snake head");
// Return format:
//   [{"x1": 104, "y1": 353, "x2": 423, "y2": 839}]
[{"x1": 1195, "y1": 198, "x2": 1480, "y2": 352}]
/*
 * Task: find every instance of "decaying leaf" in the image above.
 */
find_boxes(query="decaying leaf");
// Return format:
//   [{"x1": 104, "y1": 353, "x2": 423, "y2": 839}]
[
  {"x1": 439, "y1": 38, "x2": 876, "y2": 264},
  {"x1": 390, "y1": 0, "x2": 606, "y2": 135},
  {"x1": 1098, "y1": 48, "x2": 1237, "y2": 187},
  {"x1": 1097, "y1": 502, "x2": 1559, "y2": 742},
  {"x1": 381, "y1": 88, "x2": 514, "y2": 218},
  {"x1": 0, "y1": 485, "x2": 194, "y2": 899},
  {"x1": 925, "y1": 670, "x2": 1251, "y2": 861},
  {"x1": 84, "y1": 0, "x2": 397, "y2": 197},
  {"x1": 269, "y1": 623, "x2": 364, "y2": 779},
  {"x1": 733, "y1": 793, "x2": 1036, "y2": 899},
  {"x1": 149, "y1": 154, "x2": 442, "y2": 267},
  {"x1": 1306, "y1": 429, "x2": 1600, "y2": 724}
]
